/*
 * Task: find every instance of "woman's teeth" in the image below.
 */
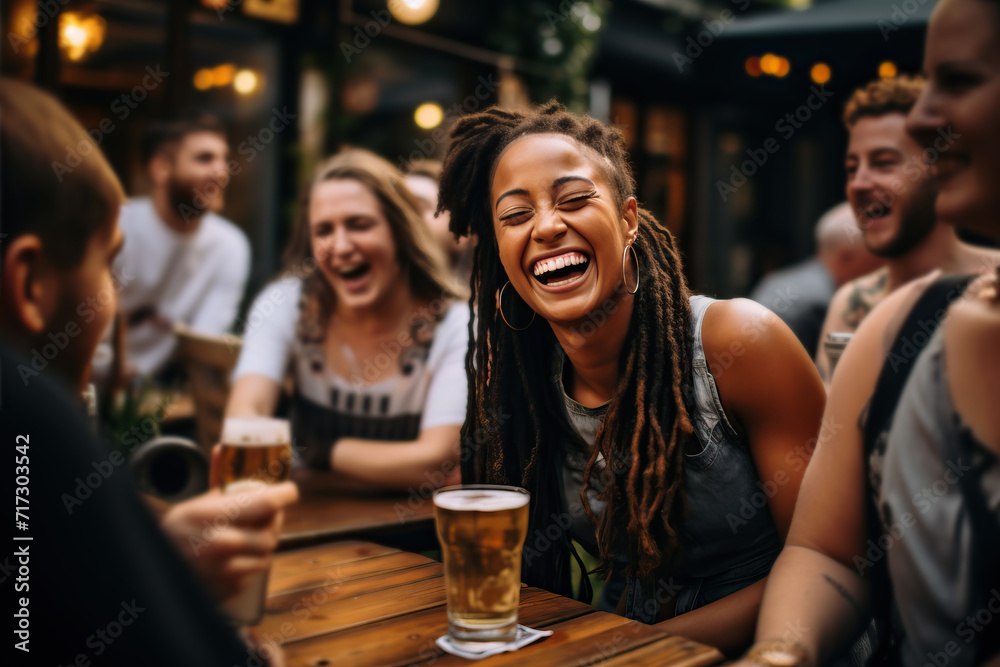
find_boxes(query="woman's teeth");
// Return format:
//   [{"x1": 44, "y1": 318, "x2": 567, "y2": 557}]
[
  {"x1": 532, "y1": 251, "x2": 590, "y2": 286},
  {"x1": 533, "y1": 252, "x2": 588, "y2": 277}
]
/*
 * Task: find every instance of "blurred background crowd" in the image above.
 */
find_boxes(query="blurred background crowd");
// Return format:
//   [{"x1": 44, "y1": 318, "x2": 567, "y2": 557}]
[{"x1": 1, "y1": 0, "x2": 945, "y2": 303}]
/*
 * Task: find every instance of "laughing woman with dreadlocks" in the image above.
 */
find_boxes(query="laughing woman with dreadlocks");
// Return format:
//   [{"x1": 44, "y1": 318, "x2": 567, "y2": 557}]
[{"x1": 437, "y1": 102, "x2": 826, "y2": 656}]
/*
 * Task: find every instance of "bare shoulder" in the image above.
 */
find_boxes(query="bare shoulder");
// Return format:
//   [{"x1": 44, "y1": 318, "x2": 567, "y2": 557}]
[
  {"x1": 701, "y1": 297, "x2": 797, "y2": 363},
  {"x1": 944, "y1": 275, "x2": 1000, "y2": 453},
  {"x1": 702, "y1": 298, "x2": 822, "y2": 419}
]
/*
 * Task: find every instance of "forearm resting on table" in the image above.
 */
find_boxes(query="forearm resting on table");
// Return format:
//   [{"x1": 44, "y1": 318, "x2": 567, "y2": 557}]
[
  {"x1": 754, "y1": 545, "x2": 871, "y2": 665},
  {"x1": 330, "y1": 425, "x2": 460, "y2": 490},
  {"x1": 654, "y1": 577, "x2": 765, "y2": 658}
]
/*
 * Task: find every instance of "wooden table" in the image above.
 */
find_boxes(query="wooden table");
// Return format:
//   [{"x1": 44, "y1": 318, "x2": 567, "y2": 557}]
[
  {"x1": 279, "y1": 478, "x2": 435, "y2": 551},
  {"x1": 263, "y1": 540, "x2": 725, "y2": 667}
]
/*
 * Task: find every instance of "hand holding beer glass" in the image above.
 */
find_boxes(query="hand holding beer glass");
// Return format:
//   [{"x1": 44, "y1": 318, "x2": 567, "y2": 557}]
[
  {"x1": 213, "y1": 417, "x2": 294, "y2": 625},
  {"x1": 433, "y1": 485, "x2": 530, "y2": 644}
]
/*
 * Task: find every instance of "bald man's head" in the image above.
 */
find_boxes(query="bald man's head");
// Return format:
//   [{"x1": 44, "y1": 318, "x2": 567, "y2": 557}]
[{"x1": 816, "y1": 202, "x2": 884, "y2": 286}]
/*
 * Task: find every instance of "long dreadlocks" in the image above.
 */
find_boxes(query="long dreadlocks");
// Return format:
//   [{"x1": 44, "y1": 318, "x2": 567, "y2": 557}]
[{"x1": 437, "y1": 101, "x2": 695, "y2": 597}]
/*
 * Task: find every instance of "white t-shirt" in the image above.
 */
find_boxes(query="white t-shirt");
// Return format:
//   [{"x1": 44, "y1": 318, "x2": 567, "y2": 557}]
[
  {"x1": 233, "y1": 278, "x2": 469, "y2": 466},
  {"x1": 114, "y1": 198, "x2": 251, "y2": 376}
]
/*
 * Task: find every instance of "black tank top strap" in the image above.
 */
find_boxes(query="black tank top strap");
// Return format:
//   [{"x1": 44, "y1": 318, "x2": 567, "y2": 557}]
[
  {"x1": 863, "y1": 274, "x2": 973, "y2": 453},
  {"x1": 861, "y1": 274, "x2": 973, "y2": 665}
]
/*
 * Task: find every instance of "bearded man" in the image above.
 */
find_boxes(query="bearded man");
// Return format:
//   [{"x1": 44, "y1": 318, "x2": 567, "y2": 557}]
[
  {"x1": 815, "y1": 76, "x2": 999, "y2": 382},
  {"x1": 115, "y1": 113, "x2": 250, "y2": 378}
]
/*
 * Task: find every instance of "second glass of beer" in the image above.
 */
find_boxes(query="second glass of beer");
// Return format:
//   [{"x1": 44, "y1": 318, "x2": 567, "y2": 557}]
[
  {"x1": 215, "y1": 417, "x2": 293, "y2": 625},
  {"x1": 433, "y1": 484, "x2": 530, "y2": 644}
]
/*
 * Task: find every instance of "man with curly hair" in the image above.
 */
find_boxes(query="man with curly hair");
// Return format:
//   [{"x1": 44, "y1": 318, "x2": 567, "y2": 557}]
[{"x1": 814, "y1": 75, "x2": 999, "y2": 383}]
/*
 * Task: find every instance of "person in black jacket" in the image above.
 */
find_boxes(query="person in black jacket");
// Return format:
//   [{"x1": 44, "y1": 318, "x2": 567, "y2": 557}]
[{"x1": 0, "y1": 77, "x2": 295, "y2": 665}]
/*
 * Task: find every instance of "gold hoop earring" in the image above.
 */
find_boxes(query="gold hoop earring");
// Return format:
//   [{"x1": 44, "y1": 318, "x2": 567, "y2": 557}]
[
  {"x1": 499, "y1": 281, "x2": 536, "y2": 331},
  {"x1": 622, "y1": 243, "x2": 640, "y2": 295}
]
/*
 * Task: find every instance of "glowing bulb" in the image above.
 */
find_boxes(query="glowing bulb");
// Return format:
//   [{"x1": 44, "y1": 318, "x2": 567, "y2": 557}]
[
  {"x1": 233, "y1": 70, "x2": 259, "y2": 95},
  {"x1": 810, "y1": 63, "x2": 830, "y2": 85},
  {"x1": 64, "y1": 25, "x2": 88, "y2": 48},
  {"x1": 879, "y1": 61, "x2": 898, "y2": 79},
  {"x1": 414, "y1": 102, "x2": 444, "y2": 130},
  {"x1": 774, "y1": 57, "x2": 791, "y2": 78},
  {"x1": 212, "y1": 63, "x2": 237, "y2": 87},
  {"x1": 59, "y1": 12, "x2": 106, "y2": 62},
  {"x1": 388, "y1": 0, "x2": 439, "y2": 25},
  {"x1": 745, "y1": 56, "x2": 762, "y2": 77},
  {"x1": 193, "y1": 69, "x2": 215, "y2": 91},
  {"x1": 760, "y1": 53, "x2": 779, "y2": 76}
]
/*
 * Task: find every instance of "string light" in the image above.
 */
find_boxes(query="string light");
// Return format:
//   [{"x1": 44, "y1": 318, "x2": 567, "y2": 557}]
[
  {"x1": 414, "y1": 102, "x2": 444, "y2": 129},
  {"x1": 388, "y1": 0, "x2": 439, "y2": 25},
  {"x1": 233, "y1": 70, "x2": 259, "y2": 95},
  {"x1": 810, "y1": 62, "x2": 831, "y2": 85}
]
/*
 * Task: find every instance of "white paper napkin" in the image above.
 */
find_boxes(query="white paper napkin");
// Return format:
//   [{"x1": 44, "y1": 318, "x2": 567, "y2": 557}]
[{"x1": 436, "y1": 625, "x2": 554, "y2": 660}]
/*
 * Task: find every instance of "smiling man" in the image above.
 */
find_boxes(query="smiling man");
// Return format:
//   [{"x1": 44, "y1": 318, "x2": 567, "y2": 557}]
[
  {"x1": 114, "y1": 113, "x2": 251, "y2": 380},
  {"x1": 814, "y1": 75, "x2": 999, "y2": 383}
]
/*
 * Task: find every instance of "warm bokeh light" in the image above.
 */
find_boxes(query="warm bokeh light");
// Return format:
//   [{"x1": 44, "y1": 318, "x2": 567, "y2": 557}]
[
  {"x1": 810, "y1": 62, "x2": 831, "y2": 85},
  {"x1": 193, "y1": 69, "x2": 215, "y2": 91},
  {"x1": 59, "y1": 12, "x2": 106, "y2": 61},
  {"x1": 760, "y1": 53, "x2": 780, "y2": 76},
  {"x1": 8, "y1": 2, "x2": 41, "y2": 61},
  {"x1": 745, "y1": 56, "x2": 762, "y2": 77},
  {"x1": 63, "y1": 25, "x2": 87, "y2": 49},
  {"x1": 212, "y1": 63, "x2": 237, "y2": 87},
  {"x1": 789, "y1": 0, "x2": 812, "y2": 8},
  {"x1": 233, "y1": 70, "x2": 259, "y2": 95},
  {"x1": 388, "y1": 0, "x2": 439, "y2": 25},
  {"x1": 879, "y1": 61, "x2": 898, "y2": 79},
  {"x1": 414, "y1": 102, "x2": 444, "y2": 129},
  {"x1": 774, "y1": 57, "x2": 791, "y2": 78}
]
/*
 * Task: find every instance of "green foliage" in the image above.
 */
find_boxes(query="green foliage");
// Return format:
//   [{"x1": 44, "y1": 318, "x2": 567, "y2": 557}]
[
  {"x1": 101, "y1": 379, "x2": 170, "y2": 455},
  {"x1": 487, "y1": 1, "x2": 609, "y2": 111}
]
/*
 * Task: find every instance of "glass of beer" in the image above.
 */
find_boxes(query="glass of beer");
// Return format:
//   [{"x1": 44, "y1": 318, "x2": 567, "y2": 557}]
[
  {"x1": 215, "y1": 417, "x2": 293, "y2": 625},
  {"x1": 824, "y1": 332, "x2": 854, "y2": 378},
  {"x1": 433, "y1": 484, "x2": 530, "y2": 645}
]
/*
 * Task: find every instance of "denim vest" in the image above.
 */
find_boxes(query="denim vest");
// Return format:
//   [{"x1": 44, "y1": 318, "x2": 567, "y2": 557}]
[{"x1": 558, "y1": 295, "x2": 782, "y2": 622}]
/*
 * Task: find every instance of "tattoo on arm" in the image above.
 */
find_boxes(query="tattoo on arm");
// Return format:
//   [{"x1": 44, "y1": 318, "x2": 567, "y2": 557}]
[
  {"x1": 822, "y1": 574, "x2": 864, "y2": 618},
  {"x1": 842, "y1": 273, "x2": 889, "y2": 329}
]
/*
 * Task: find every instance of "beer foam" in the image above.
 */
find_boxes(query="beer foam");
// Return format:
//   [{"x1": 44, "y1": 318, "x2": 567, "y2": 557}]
[
  {"x1": 433, "y1": 488, "x2": 529, "y2": 512},
  {"x1": 221, "y1": 417, "x2": 290, "y2": 446},
  {"x1": 225, "y1": 479, "x2": 269, "y2": 495}
]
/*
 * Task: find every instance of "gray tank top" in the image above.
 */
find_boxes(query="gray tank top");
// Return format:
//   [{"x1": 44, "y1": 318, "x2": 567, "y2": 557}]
[
  {"x1": 878, "y1": 328, "x2": 1000, "y2": 667},
  {"x1": 558, "y1": 295, "x2": 782, "y2": 618}
]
